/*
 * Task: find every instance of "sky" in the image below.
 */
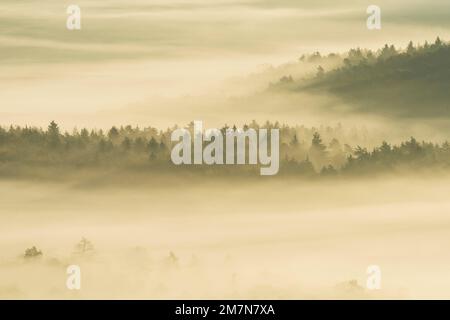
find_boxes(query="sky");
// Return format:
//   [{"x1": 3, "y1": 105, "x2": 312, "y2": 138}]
[{"x1": 0, "y1": 0, "x2": 449, "y2": 128}]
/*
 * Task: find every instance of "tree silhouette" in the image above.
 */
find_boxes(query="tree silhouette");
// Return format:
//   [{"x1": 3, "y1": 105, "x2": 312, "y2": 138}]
[
  {"x1": 308, "y1": 132, "x2": 328, "y2": 170},
  {"x1": 75, "y1": 237, "x2": 94, "y2": 254},
  {"x1": 24, "y1": 246, "x2": 43, "y2": 259}
]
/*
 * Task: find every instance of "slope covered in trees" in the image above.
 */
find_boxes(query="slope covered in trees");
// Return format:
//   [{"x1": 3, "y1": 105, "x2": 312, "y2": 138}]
[{"x1": 274, "y1": 38, "x2": 450, "y2": 118}]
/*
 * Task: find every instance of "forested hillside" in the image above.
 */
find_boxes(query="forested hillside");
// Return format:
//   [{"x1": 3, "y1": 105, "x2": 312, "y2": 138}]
[
  {"x1": 1, "y1": 39, "x2": 450, "y2": 180},
  {"x1": 272, "y1": 38, "x2": 450, "y2": 118}
]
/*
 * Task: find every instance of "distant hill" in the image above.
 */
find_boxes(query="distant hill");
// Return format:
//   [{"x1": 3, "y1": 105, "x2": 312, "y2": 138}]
[{"x1": 275, "y1": 38, "x2": 450, "y2": 118}]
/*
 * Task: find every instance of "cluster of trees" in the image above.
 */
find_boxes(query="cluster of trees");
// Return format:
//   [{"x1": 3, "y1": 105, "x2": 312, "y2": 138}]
[
  {"x1": 343, "y1": 138, "x2": 450, "y2": 174},
  {"x1": 311, "y1": 37, "x2": 449, "y2": 87},
  {"x1": 0, "y1": 121, "x2": 449, "y2": 178},
  {"x1": 283, "y1": 135, "x2": 450, "y2": 176},
  {"x1": 296, "y1": 37, "x2": 447, "y2": 76},
  {"x1": 275, "y1": 37, "x2": 450, "y2": 117},
  {"x1": 22, "y1": 238, "x2": 95, "y2": 260},
  {"x1": 0, "y1": 121, "x2": 172, "y2": 169}
]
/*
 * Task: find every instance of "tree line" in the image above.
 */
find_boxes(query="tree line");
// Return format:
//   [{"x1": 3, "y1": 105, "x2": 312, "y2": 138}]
[
  {"x1": 0, "y1": 121, "x2": 449, "y2": 177},
  {"x1": 273, "y1": 37, "x2": 450, "y2": 118}
]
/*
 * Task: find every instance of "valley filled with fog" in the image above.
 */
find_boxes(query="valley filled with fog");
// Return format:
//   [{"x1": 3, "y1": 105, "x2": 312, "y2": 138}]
[
  {"x1": 1, "y1": 0, "x2": 450, "y2": 300},
  {"x1": 1, "y1": 175, "x2": 450, "y2": 299}
]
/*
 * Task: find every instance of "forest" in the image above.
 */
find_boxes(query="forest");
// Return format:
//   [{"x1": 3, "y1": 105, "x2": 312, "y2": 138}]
[
  {"x1": 0, "y1": 120, "x2": 449, "y2": 179},
  {"x1": 271, "y1": 37, "x2": 450, "y2": 118},
  {"x1": 1, "y1": 39, "x2": 449, "y2": 179}
]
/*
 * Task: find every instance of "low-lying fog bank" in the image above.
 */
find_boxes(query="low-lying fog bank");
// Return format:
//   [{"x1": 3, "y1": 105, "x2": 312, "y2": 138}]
[{"x1": 0, "y1": 175, "x2": 450, "y2": 299}]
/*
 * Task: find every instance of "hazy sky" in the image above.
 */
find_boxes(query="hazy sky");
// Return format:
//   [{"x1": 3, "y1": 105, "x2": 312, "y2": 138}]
[{"x1": 0, "y1": 0, "x2": 449, "y2": 128}]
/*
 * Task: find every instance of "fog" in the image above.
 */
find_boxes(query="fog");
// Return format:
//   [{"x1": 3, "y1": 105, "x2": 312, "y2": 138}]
[
  {"x1": 1, "y1": 0, "x2": 450, "y2": 300},
  {"x1": 1, "y1": 0, "x2": 450, "y2": 130},
  {"x1": 1, "y1": 175, "x2": 450, "y2": 299}
]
